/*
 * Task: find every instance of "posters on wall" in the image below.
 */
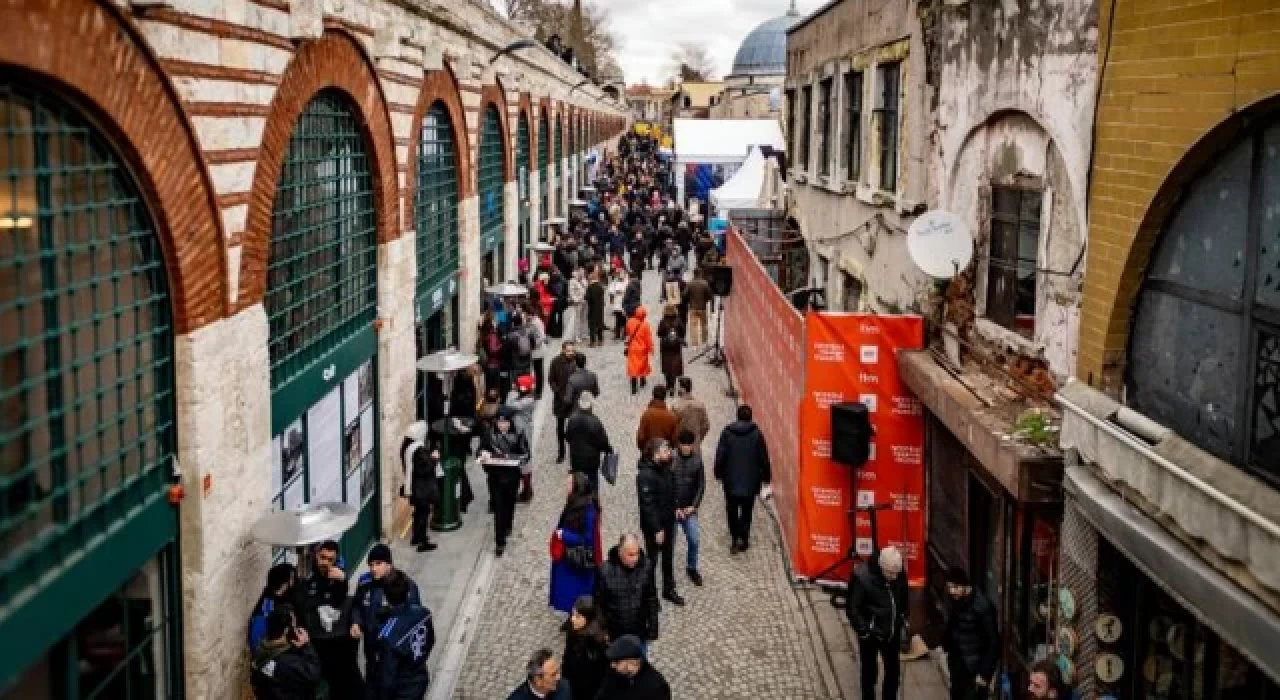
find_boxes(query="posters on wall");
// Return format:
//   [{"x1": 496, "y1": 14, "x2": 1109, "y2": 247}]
[
  {"x1": 308, "y1": 387, "x2": 343, "y2": 504},
  {"x1": 797, "y1": 312, "x2": 925, "y2": 586}
]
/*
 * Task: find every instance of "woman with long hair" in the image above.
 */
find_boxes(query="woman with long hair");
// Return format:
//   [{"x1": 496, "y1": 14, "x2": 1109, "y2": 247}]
[
  {"x1": 561, "y1": 595, "x2": 609, "y2": 700},
  {"x1": 549, "y1": 472, "x2": 602, "y2": 613}
]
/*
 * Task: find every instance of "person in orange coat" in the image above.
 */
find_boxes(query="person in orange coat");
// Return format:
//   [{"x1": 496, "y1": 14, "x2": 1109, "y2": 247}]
[{"x1": 624, "y1": 305, "x2": 654, "y2": 396}]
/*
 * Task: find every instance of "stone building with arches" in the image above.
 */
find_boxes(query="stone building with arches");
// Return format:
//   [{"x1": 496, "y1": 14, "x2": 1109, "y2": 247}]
[{"x1": 0, "y1": 0, "x2": 626, "y2": 696}]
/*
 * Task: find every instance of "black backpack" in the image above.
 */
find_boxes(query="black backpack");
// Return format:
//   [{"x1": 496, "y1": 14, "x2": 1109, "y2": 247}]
[{"x1": 509, "y1": 328, "x2": 533, "y2": 363}]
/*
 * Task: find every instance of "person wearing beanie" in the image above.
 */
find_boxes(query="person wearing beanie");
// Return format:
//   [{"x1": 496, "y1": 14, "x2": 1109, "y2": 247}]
[
  {"x1": 565, "y1": 392, "x2": 613, "y2": 494},
  {"x1": 351, "y1": 544, "x2": 422, "y2": 670},
  {"x1": 941, "y1": 566, "x2": 999, "y2": 700},
  {"x1": 401, "y1": 421, "x2": 440, "y2": 553},
  {"x1": 594, "y1": 635, "x2": 671, "y2": 700},
  {"x1": 366, "y1": 570, "x2": 434, "y2": 700},
  {"x1": 480, "y1": 407, "x2": 529, "y2": 556},
  {"x1": 247, "y1": 562, "x2": 297, "y2": 655}
]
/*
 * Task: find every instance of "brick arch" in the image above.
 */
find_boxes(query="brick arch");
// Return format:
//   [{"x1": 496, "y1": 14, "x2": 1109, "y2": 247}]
[
  {"x1": 517, "y1": 92, "x2": 535, "y2": 173},
  {"x1": 406, "y1": 63, "x2": 473, "y2": 229},
  {"x1": 0, "y1": 0, "x2": 227, "y2": 332},
  {"x1": 478, "y1": 82, "x2": 512, "y2": 182},
  {"x1": 1081, "y1": 95, "x2": 1280, "y2": 385},
  {"x1": 238, "y1": 29, "x2": 399, "y2": 310}
]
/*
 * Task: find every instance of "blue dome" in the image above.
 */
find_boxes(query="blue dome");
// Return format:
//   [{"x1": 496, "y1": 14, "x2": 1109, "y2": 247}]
[{"x1": 729, "y1": 11, "x2": 802, "y2": 77}]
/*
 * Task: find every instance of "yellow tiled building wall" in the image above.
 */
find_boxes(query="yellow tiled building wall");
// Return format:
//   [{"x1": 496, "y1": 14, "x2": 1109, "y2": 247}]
[{"x1": 1079, "y1": 0, "x2": 1280, "y2": 390}]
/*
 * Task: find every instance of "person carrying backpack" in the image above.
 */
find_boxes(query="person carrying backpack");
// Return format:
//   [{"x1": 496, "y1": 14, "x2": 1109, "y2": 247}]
[{"x1": 505, "y1": 315, "x2": 534, "y2": 383}]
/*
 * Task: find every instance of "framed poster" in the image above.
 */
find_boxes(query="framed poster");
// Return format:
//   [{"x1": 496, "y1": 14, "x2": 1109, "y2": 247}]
[
  {"x1": 360, "y1": 410, "x2": 375, "y2": 460},
  {"x1": 358, "y1": 361, "x2": 374, "y2": 411},
  {"x1": 344, "y1": 421, "x2": 361, "y2": 477},
  {"x1": 307, "y1": 387, "x2": 342, "y2": 503},
  {"x1": 280, "y1": 419, "x2": 305, "y2": 490},
  {"x1": 343, "y1": 372, "x2": 360, "y2": 428}
]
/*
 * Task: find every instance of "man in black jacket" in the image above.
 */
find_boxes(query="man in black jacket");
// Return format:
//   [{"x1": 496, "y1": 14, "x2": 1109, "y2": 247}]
[
  {"x1": 250, "y1": 606, "x2": 323, "y2": 700},
  {"x1": 671, "y1": 430, "x2": 706, "y2": 586},
  {"x1": 846, "y1": 546, "x2": 909, "y2": 700},
  {"x1": 401, "y1": 422, "x2": 440, "y2": 552},
  {"x1": 713, "y1": 404, "x2": 772, "y2": 553},
  {"x1": 565, "y1": 393, "x2": 613, "y2": 493},
  {"x1": 296, "y1": 540, "x2": 362, "y2": 698},
  {"x1": 366, "y1": 571, "x2": 434, "y2": 700},
  {"x1": 548, "y1": 342, "x2": 578, "y2": 463},
  {"x1": 636, "y1": 439, "x2": 683, "y2": 606},
  {"x1": 594, "y1": 535, "x2": 660, "y2": 647},
  {"x1": 941, "y1": 567, "x2": 1000, "y2": 700},
  {"x1": 593, "y1": 635, "x2": 672, "y2": 700}
]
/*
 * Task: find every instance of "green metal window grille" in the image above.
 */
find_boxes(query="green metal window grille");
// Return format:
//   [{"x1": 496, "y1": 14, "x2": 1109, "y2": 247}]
[
  {"x1": 554, "y1": 115, "x2": 563, "y2": 165},
  {"x1": 553, "y1": 116, "x2": 562, "y2": 211},
  {"x1": 539, "y1": 115, "x2": 550, "y2": 221},
  {"x1": 266, "y1": 90, "x2": 377, "y2": 391},
  {"x1": 416, "y1": 101, "x2": 459, "y2": 297},
  {"x1": 0, "y1": 82, "x2": 177, "y2": 604},
  {"x1": 478, "y1": 105, "x2": 504, "y2": 252},
  {"x1": 516, "y1": 114, "x2": 531, "y2": 252}
]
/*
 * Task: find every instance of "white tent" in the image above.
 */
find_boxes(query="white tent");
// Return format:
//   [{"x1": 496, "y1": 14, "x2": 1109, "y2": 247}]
[
  {"x1": 710, "y1": 146, "x2": 767, "y2": 213},
  {"x1": 673, "y1": 118, "x2": 785, "y2": 205}
]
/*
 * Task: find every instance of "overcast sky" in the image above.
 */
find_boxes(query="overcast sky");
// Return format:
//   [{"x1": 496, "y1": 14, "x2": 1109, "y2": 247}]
[
  {"x1": 491, "y1": 0, "x2": 827, "y2": 86},
  {"x1": 607, "y1": 0, "x2": 825, "y2": 85}
]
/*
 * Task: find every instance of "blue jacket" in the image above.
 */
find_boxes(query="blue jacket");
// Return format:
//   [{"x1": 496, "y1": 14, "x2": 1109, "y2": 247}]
[
  {"x1": 369, "y1": 603, "x2": 434, "y2": 699},
  {"x1": 352, "y1": 572, "x2": 422, "y2": 657}
]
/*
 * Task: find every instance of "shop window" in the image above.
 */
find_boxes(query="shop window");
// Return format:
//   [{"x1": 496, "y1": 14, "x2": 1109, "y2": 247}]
[
  {"x1": 874, "y1": 61, "x2": 900, "y2": 192},
  {"x1": 0, "y1": 81, "x2": 176, "y2": 608},
  {"x1": 1129, "y1": 120, "x2": 1280, "y2": 484},
  {"x1": 1009, "y1": 507, "x2": 1061, "y2": 666},
  {"x1": 818, "y1": 77, "x2": 833, "y2": 177},
  {"x1": 986, "y1": 186, "x2": 1041, "y2": 336},
  {"x1": 844, "y1": 70, "x2": 863, "y2": 181},
  {"x1": 800, "y1": 85, "x2": 812, "y2": 171},
  {"x1": 416, "y1": 102, "x2": 460, "y2": 297},
  {"x1": 842, "y1": 272, "x2": 862, "y2": 312}
]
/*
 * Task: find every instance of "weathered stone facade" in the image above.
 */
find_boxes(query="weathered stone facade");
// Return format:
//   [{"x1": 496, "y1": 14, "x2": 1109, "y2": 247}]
[
  {"x1": 785, "y1": 0, "x2": 930, "y2": 315},
  {"x1": 0, "y1": 0, "x2": 625, "y2": 695}
]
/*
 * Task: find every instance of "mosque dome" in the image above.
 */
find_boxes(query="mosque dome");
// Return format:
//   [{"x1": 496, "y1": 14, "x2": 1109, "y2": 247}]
[{"x1": 728, "y1": 5, "x2": 802, "y2": 78}]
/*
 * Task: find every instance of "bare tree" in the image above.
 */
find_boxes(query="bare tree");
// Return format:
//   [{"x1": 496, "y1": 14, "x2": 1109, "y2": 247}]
[
  {"x1": 668, "y1": 42, "x2": 716, "y2": 82},
  {"x1": 504, "y1": 0, "x2": 623, "y2": 81}
]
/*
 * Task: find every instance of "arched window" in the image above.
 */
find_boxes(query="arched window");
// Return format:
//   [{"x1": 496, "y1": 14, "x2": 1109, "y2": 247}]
[
  {"x1": 1, "y1": 80, "x2": 179, "y2": 696},
  {"x1": 267, "y1": 90, "x2": 377, "y2": 388},
  {"x1": 516, "y1": 113, "x2": 531, "y2": 252},
  {"x1": 553, "y1": 114, "x2": 563, "y2": 213},
  {"x1": 478, "y1": 105, "x2": 505, "y2": 264},
  {"x1": 266, "y1": 90, "x2": 380, "y2": 557},
  {"x1": 1128, "y1": 119, "x2": 1280, "y2": 483},
  {"x1": 538, "y1": 111, "x2": 550, "y2": 221},
  {"x1": 416, "y1": 101, "x2": 459, "y2": 296}
]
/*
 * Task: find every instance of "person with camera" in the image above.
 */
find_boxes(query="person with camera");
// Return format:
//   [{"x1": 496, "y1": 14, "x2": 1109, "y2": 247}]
[
  {"x1": 251, "y1": 606, "x2": 323, "y2": 700},
  {"x1": 846, "y1": 546, "x2": 909, "y2": 700}
]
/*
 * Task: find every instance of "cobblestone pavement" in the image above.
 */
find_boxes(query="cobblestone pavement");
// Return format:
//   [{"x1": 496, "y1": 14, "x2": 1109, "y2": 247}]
[{"x1": 452, "y1": 267, "x2": 832, "y2": 699}]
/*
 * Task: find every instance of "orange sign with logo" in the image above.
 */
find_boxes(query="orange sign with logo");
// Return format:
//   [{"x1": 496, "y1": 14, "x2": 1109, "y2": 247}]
[{"x1": 796, "y1": 312, "x2": 925, "y2": 586}]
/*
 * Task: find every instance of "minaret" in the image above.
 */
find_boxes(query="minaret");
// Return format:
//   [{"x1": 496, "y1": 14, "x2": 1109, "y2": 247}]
[
  {"x1": 568, "y1": 0, "x2": 595, "y2": 77},
  {"x1": 787, "y1": 0, "x2": 799, "y2": 16}
]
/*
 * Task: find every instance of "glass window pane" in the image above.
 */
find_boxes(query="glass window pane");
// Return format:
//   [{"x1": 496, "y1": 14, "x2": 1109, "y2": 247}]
[
  {"x1": 1255, "y1": 124, "x2": 1280, "y2": 311},
  {"x1": 1252, "y1": 325, "x2": 1280, "y2": 478},
  {"x1": 1147, "y1": 136, "x2": 1251, "y2": 299},
  {"x1": 1129, "y1": 290, "x2": 1243, "y2": 461}
]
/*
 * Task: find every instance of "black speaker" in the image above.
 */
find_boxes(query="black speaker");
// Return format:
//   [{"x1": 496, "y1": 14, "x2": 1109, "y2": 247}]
[
  {"x1": 831, "y1": 401, "x2": 873, "y2": 467},
  {"x1": 706, "y1": 264, "x2": 733, "y2": 296}
]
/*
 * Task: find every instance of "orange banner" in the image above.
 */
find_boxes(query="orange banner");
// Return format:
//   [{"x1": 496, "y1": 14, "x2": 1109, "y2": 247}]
[
  {"x1": 797, "y1": 312, "x2": 926, "y2": 586},
  {"x1": 723, "y1": 230, "x2": 805, "y2": 555}
]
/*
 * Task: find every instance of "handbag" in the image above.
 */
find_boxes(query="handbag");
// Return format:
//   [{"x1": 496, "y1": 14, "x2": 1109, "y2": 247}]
[
  {"x1": 601, "y1": 452, "x2": 619, "y2": 486},
  {"x1": 549, "y1": 530, "x2": 565, "y2": 562},
  {"x1": 564, "y1": 543, "x2": 595, "y2": 570}
]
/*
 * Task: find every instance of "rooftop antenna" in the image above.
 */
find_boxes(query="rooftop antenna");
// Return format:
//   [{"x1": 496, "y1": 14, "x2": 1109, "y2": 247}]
[{"x1": 788, "y1": 0, "x2": 798, "y2": 15}]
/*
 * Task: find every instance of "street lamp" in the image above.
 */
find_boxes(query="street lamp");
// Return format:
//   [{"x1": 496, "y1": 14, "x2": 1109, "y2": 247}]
[{"x1": 416, "y1": 349, "x2": 479, "y2": 531}]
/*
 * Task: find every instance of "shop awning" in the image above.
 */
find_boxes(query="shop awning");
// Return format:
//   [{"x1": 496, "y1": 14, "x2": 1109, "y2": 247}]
[
  {"x1": 672, "y1": 118, "x2": 785, "y2": 165},
  {"x1": 1066, "y1": 467, "x2": 1280, "y2": 682}
]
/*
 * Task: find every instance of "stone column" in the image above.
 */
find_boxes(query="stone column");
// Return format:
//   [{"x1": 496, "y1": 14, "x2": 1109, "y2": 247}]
[
  {"x1": 457, "y1": 195, "x2": 481, "y2": 354},
  {"x1": 376, "y1": 233, "x2": 417, "y2": 531},
  {"x1": 504, "y1": 179, "x2": 519, "y2": 281},
  {"x1": 174, "y1": 306, "x2": 273, "y2": 700}
]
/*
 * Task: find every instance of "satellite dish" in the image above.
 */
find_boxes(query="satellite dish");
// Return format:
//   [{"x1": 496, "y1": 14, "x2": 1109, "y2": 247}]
[{"x1": 906, "y1": 210, "x2": 973, "y2": 279}]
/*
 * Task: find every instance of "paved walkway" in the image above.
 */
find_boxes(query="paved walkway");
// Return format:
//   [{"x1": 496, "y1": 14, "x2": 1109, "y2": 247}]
[{"x1": 390, "y1": 264, "x2": 951, "y2": 699}]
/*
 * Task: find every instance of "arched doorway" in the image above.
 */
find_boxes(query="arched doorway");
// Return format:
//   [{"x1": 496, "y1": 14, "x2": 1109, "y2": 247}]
[
  {"x1": 265, "y1": 90, "x2": 381, "y2": 558},
  {"x1": 0, "y1": 80, "x2": 183, "y2": 698}
]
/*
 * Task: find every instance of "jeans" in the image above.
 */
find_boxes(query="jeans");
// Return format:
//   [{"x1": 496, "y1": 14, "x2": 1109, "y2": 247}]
[
  {"x1": 688, "y1": 309, "x2": 708, "y2": 346},
  {"x1": 555, "y1": 411, "x2": 568, "y2": 458},
  {"x1": 589, "y1": 317, "x2": 604, "y2": 344},
  {"x1": 678, "y1": 513, "x2": 701, "y2": 571},
  {"x1": 858, "y1": 635, "x2": 901, "y2": 700},
  {"x1": 488, "y1": 467, "x2": 521, "y2": 548},
  {"x1": 725, "y1": 492, "x2": 755, "y2": 545}
]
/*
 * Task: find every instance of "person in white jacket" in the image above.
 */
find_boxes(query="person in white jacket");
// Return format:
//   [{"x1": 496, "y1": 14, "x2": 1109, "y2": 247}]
[
  {"x1": 526, "y1": 304, "x2": 549, "y2": 400},
  {"x1": 607, "y1": 269, "x2": 629, "y2": 341},
  {"x1": 567, "y1": 268, "x2": 588, "y2": 343}
]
